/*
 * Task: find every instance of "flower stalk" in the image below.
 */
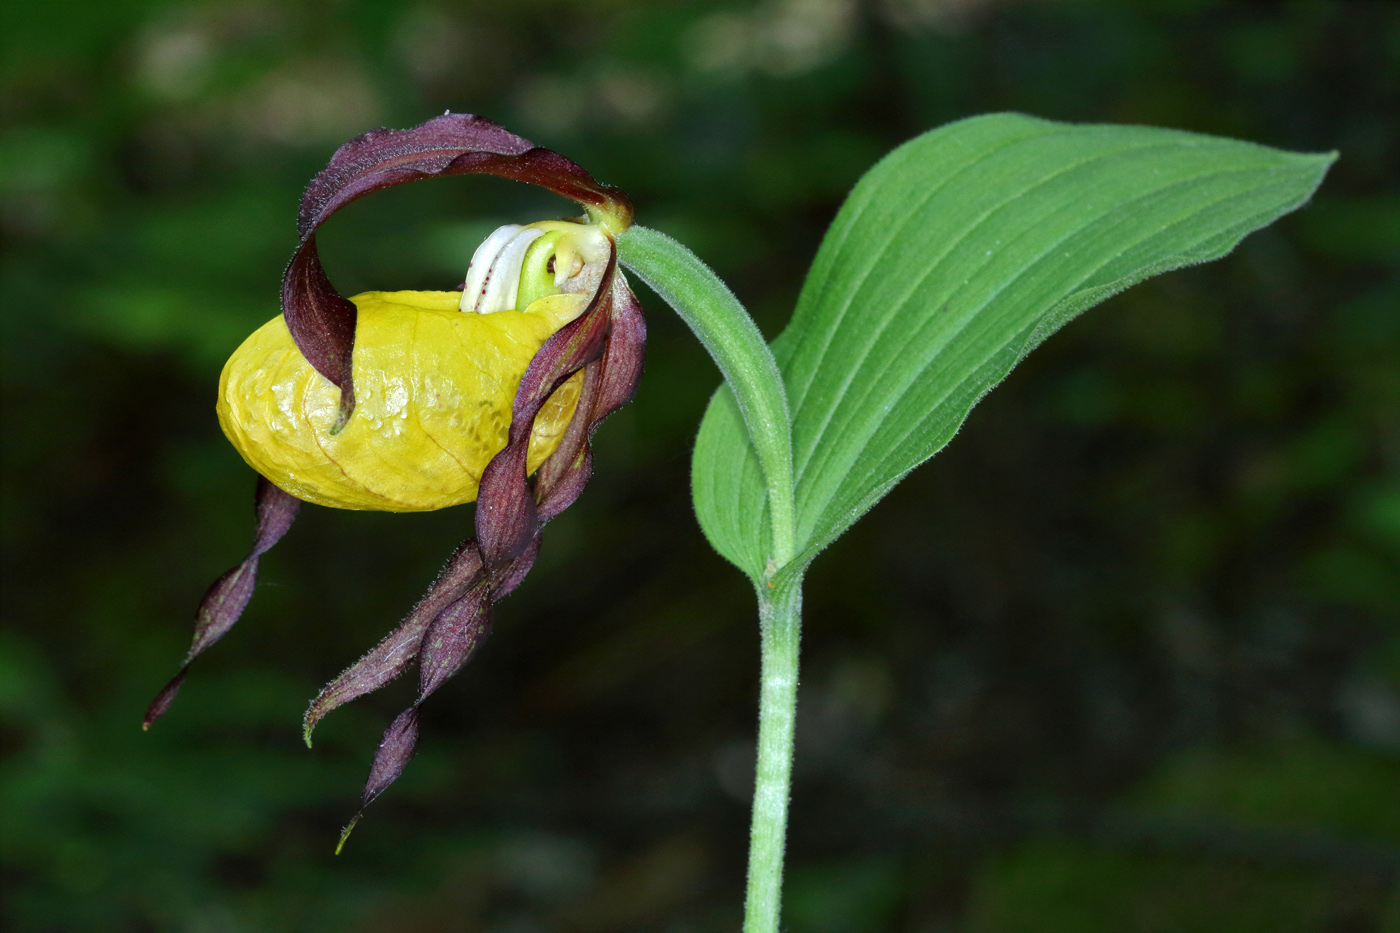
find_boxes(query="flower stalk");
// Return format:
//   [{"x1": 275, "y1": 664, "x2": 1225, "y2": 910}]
[{"x1": 617, "y1": 227, "x2": 804, "y2": 932}]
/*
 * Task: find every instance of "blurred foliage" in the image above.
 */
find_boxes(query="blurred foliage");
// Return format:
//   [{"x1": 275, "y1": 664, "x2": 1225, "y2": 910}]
[{"x1": 1, "y1": 0, "x2": 1397, "y2": 930}]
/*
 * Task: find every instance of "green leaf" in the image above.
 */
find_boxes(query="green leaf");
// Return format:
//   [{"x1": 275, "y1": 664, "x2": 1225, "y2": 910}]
[
  {"x1": 693, "y1": 382, "x2": 775, "y2": 580},
  {"x1": 692, "y1": 113, "x2": 1335, "y2": 580},
  {"x1": 617, "y1": 226, "x2": 794, "y2": 577}
]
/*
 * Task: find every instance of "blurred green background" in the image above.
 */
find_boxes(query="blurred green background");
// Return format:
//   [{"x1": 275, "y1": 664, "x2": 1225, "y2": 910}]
[{"x1": 2, "y1": 1, "x2": 1397, "y2": 930}]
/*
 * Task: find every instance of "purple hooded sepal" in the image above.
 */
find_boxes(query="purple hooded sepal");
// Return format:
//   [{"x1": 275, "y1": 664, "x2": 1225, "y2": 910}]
[{"x1": 282, "y1": 112, "x2": 633, "y2": 431}]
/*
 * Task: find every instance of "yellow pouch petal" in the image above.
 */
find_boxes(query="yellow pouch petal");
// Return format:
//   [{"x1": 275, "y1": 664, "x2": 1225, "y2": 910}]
[{"x1": 218, "y1": 290, "x2": 584, "y2": 512}]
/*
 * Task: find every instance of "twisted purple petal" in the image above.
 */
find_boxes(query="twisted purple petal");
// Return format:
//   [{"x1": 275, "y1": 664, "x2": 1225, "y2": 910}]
[
  {"x1": 145, "y1": 477, "x2": 300, "y2": 729},
  {"x1": 363, "y1": 706, "x2": 421, "y2": 807},
  {"x1": 302, "y1": 542, "x2": 485, "y2": 744},
  {"x1": 476, "y1": 249, "x2": 618, "y2": 563},
  {"x1": 538, "y1": 275, "x2": 647, "y2": 521},
  {"x1": 333, "y1": 261, "x2": 647, "y2": 832},
  {"x1": 416, "y1": 586, "x2": 493, "y2": 699}
]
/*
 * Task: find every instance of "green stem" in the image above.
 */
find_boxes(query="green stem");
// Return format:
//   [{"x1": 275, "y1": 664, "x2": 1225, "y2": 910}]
[
  {"x1": 615, "y1": 224, "x2": 803, "y2": 933},
  {"x1": 615, "y1": 226, "x2": 796, "y2": 567},
  {"x1": 746, "y1": 573, "x2": 803, "y2": 931}
]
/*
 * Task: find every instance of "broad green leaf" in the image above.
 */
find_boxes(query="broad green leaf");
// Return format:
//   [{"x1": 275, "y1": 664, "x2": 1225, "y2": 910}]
[
  {"x1": 694, "y1": 383, "x2": 774, "y2": 580},
  {"x1": 693, "y1": 113, "x2": 1335, "y2": 581}
]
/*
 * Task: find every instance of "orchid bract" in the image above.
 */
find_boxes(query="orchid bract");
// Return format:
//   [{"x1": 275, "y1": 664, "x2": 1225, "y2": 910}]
[{"x1": 146, "y1": 108, "x2": 1335, "y2": 931}]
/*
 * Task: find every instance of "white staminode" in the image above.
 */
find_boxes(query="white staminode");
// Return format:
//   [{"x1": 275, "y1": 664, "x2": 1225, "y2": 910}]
[{"x1": 459, "y1": 224, "x2": 545, "y2": 314}]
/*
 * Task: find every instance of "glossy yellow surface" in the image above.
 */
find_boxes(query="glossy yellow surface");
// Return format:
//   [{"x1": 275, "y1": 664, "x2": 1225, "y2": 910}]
[{"x1": 218, "y1": 289, "x2": 586, "y2": 511}]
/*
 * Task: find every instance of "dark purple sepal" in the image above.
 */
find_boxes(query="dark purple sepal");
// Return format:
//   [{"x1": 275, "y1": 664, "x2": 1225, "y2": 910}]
[
  {"x1": 142, "y1": 669, "x2": 187, "y2": 731},
  {"x1": 145, "y1": 477, "x2": 300, "y2": 729},
  {"x1": 363, "y1": 706, "x2": 421, "y2": 806},
  {"x1": 296, "y1": 114, "x2": 629, "y2": 237},
  {"x1": 282, "y1": 234, "x2": 358, "y2": 432},
  {"x1": 416, "y1": 586, "x2": 492, "y2": 699},
  {"x1": 493, "y1": 535, "x2": 543, "y2": 602},
  {"x1": 283, "y1": 112, "x2": 632, "y2": 430},
  {"x1": 303, "y1": 542, "x2": 485, "y2": 745},
  {"x1": 333, "y1": 242, "x2": 647, "y2": 844},
  {"x1": 538, "y1": 277, "x2": 647, "y2": 521},
  {"x1": 473, "y1": 447, "x2": 539, "y2": 569},
  {"x1": 335, "y1": 706, "x2": 422, "y2": 853},
  {"x1": 534, "y1": 363, "x2": 602, "y2": 523},
  {"x1": 593, "y1": 275, "x2": 648, "y2": 423},
  {"x1": 476, "y1": 250, "x2": 618, "y2": 563}
]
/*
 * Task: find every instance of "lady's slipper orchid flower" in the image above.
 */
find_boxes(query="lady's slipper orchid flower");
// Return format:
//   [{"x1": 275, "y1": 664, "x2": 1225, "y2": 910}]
[{"x1": 144, "y1": 113, "x2": 645, "y2": 843}]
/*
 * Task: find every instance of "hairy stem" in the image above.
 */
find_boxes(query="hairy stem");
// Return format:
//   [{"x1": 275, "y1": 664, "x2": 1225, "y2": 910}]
[
  {"x1": 745, "y1": 573, "x2": 803, "y2": 932},
  {"x1": 615, "y1": 224, "x2": 804, "y2": 931}
]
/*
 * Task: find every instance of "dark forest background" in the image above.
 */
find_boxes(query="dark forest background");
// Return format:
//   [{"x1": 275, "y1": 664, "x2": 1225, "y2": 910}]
[{"x1": 2, "y1": 1, "x2": 1398, "y2": 930}]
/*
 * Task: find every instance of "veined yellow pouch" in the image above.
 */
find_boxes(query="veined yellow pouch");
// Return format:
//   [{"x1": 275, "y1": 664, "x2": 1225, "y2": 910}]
[{"x1": 218, "y1": 289, "x2": 585, "y2": 511}]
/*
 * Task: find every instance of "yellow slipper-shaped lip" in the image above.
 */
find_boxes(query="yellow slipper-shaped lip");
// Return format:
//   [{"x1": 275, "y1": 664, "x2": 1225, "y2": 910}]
[{"x1": 218, "y1": 288, "x2": 586, "y2": 512}]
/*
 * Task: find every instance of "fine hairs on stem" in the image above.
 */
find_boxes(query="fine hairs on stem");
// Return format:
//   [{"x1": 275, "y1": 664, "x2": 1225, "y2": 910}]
[{"x1": 618, "y1": 227, "x2": 806, "y2": 931}]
